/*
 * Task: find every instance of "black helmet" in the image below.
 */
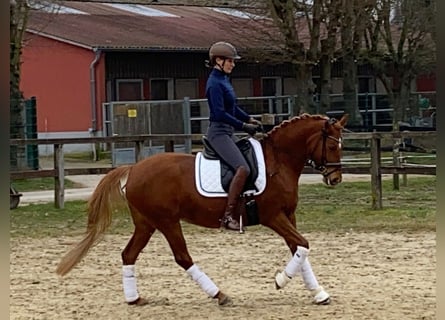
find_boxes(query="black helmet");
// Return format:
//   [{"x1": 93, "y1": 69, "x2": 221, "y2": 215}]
[{"x1": 209, "y1": 41, "x2": 241, "y2": 61}]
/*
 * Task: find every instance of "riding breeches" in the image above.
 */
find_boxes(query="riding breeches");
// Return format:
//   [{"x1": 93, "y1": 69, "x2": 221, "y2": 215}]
[{"x1": 206, "y1": 122, "x2": 251, "y2": 175}]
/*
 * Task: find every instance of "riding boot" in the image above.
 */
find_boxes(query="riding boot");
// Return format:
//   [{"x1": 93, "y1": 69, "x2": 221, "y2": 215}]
[{"x1": 221, "y1": 166, "x2": 249, "y2": 231}]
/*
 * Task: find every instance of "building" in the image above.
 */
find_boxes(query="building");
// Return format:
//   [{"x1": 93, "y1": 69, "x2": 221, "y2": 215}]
[{"x1": 20, "y1": 1, "x2": 435, "y2": 154}]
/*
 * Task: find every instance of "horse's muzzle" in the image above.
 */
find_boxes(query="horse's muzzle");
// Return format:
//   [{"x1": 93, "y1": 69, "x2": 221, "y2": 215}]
[{"x1": 321, "y1": 167, "x2": 342, "y2": 186}]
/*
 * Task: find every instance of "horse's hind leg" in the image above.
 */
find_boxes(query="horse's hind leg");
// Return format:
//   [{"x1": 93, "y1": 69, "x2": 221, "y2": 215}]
[
  {"x1": 159, "y1": 222, "x2": 231, "y2": 306},
  {"x1": 121, "y1": 222, "x2": 156, "y2": 306}
]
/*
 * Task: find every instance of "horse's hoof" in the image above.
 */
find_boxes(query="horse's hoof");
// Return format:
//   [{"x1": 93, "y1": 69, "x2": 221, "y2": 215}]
[
  {"x1": 274, "y1": 270, "x2": 281, "y2": 290},
  {"x1": 215, "y1": 292, "x2": 233, "y2": 306},
  {"x1": 313, "y1": 287, "x2": 331, "y2": 305},
  {"x1": 316, "y1": 296, "x2": 331, "y2": 305},
  {"x1": 127, "y1": 297, "x2": 149, "y2": 306},
  {"x1": 274, "y1": 270, "x2": 291, "y2": 290}
]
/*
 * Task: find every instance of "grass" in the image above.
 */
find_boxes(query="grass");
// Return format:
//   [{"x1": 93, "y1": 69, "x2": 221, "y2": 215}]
[
  {"x1": 12, "y1": 178, "x2": 78, "y2": 192},
  {"x1": 296, "y1": 176, "x2": 435, "y2": 233},
  {"x1": 10, "y1": 176, "x2": 436, "y2": 238}
]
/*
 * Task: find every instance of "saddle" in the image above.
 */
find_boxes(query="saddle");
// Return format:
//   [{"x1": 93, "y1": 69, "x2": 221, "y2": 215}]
[{"x1": 201, "y1": 136, "x2": 259, "y2": 193}]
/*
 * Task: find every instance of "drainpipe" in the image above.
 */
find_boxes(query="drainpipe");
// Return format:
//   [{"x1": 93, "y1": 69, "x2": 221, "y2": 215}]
[
  {"x1": 89, "y1": 48, "x2": 101, "y2": 160},
  {"x1": 90, "y1": 48, "x2": 101, "y2": 132}
]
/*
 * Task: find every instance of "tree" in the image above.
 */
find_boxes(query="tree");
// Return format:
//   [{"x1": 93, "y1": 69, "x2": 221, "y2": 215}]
[
  {"x1": 10, "y1": 0, "x2": 29, "y2": 170},
  {"x1": 361, "y1": 0, "x2": 436, "y2": 130},
  {"x1": 10, "y1": 0, "x2": 65, "y2": 169},
  {"x1": 338, "y1": 0, "x2": 374, "y2": 126},
  {"x1": 317, "y1": 0, "x2": 342, "y2": 116},
  {"x1": 264, "y1": 0, "x2": 324, "y2": 115}
]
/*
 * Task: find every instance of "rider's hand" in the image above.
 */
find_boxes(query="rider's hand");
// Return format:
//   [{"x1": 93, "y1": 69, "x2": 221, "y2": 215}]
[
  {"x1": 249, "y1": 118, "x2": 263, "y2": 126},
  {"x1": 242, "y1": 123, "x2": 260, "y2": 135}
]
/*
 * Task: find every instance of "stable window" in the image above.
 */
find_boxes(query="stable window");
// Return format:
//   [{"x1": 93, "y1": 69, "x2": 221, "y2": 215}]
[
  {"x1": 150, "y1": 79, "x2": 174, "y2": 100},
  {"x1": 116, "y1": 79, "x2": 144, "y2": 101}
]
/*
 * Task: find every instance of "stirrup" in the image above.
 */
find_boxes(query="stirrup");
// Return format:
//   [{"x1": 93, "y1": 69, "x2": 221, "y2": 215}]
[{"x1": 221, "y1": 216, "x2": 244, "y2": 233}]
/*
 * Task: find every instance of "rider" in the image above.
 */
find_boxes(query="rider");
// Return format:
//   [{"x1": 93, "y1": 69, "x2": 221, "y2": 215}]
[{"x1": 205, "y1": 41, "x2": 262, "y2": 231}]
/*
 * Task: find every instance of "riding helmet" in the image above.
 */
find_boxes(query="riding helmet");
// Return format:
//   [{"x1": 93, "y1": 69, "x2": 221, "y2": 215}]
[{"x1": 209, "y1": 41, "x2": 241, "y2": 61}]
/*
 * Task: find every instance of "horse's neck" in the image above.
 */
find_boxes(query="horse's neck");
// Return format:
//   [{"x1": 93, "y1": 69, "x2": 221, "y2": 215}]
[{"x1": 262, "y1": 120, "x2": 321, "y2": 177}]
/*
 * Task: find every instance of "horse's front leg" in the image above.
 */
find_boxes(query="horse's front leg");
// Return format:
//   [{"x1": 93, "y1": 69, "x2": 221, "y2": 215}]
[{"x1": 265, "y1": 212, "x2": 331, "y2": 305}]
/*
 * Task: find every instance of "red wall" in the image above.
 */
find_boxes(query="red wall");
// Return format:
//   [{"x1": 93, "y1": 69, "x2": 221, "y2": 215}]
[
  {"x1": 20, "y1": 34, "x2": 104, "y2": 133},
  {"x1": 416, "y1": 73, "x2": 436, "y2": 92}
]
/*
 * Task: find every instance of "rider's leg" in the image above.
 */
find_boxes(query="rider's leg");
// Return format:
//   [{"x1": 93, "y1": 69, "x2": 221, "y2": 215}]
[
  {"x1": 221, "y1": 165, "x2": 249, "y2": 230},
  {"x1": 206, "y1": 123, "x2": 251, "y2": 231}
]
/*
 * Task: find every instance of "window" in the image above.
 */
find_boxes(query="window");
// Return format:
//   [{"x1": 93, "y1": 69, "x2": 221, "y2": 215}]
[
  {"x1": 150, "y1": 79, "x2": 173, "y2": 100},
  {"x1": 116, "y1": 79, "x2": 143, "y2": 101}
]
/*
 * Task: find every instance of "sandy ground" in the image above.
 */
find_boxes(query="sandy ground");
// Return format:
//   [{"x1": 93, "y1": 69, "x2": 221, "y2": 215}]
[{"x1": 10, "y1": 229, "x2": 435, "y2": 320}]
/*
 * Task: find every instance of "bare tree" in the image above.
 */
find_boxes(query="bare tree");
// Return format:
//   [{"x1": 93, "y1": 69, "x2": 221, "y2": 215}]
[
  {"x1": 10, "y1": 0, "x2": 62, "y2": 169},
  {"x1": 265, "y1": 0, "x2": 323, "y2": 114},
  {"x1": 361, "y1": 0, "x2": 436, "y2": 130},
  {"x1": 338, "y1": 0, "x2": 374, "y2": 126},
  {"x1": 317, "y1": 0, "x2": 342, "y2": 115},
  {"x1": 10, "y1": 0, "x2": 30, "y2": 170}
]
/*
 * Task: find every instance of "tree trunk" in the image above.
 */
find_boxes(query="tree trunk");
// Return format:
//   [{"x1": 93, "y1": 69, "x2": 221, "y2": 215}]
[
  {"x1": 10, "y1": 0, "x2": 28, "y2": 170},
  {"x1": 318, "y1": 54, "x2": 331, "y2": 115},
  {"x1": 342, "y1": 54, "x2": 362, "y2": 126},
  {"x1": 292, "y1": 63, "x2": 315, "y2": 115},
  {"x1": 391, "y1": 87, "x2": 410, "y2": 131}
]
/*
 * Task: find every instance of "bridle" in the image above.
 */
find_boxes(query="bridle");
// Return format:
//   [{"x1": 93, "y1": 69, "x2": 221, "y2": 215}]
[{"x1": 307, "y1": 118, "x2": 343, "y2": 178}]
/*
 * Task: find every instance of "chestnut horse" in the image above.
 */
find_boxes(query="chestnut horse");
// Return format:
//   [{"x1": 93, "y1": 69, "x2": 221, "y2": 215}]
[{"x1": 56, "y1": 113, "x2": 348, "y2": 307}]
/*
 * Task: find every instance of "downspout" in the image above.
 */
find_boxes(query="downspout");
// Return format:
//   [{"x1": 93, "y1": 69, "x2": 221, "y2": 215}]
[
  {"x1": 90, "y1": 48, "x2": 101, "y2": 132},
  {"x1": 89, "y1": 48, "x2": 101, "y2": 161}
]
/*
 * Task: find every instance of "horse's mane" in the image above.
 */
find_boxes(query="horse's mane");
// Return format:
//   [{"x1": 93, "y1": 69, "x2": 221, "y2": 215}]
[{"x1": 263, "y1": 113, "x2": 328, "y2": 141}]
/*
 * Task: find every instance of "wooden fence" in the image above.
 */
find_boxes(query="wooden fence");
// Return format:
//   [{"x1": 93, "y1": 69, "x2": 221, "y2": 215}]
[{"x1": 10, "y1": 131, "x2": 436, "y2": 209}]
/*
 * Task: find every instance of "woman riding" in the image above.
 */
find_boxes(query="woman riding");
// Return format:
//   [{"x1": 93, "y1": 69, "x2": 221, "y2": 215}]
[{"x1": 205, "y1": 41, "x2": 262, "y2": 231}]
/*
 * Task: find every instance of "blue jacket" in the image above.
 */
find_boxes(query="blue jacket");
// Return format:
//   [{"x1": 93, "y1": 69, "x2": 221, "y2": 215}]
[{"x1": 206, "y1": 68, "x2": 250, "y2": 130}]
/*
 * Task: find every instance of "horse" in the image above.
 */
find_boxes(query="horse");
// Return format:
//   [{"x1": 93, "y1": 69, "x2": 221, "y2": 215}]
[{"x1": 56, "y1": 113, "x2": 348, "y2": 307}]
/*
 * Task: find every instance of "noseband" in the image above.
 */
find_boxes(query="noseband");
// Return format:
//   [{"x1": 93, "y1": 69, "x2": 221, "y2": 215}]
[{"x1": 307, "y1": 118, "x2": 342, "y2": 178}]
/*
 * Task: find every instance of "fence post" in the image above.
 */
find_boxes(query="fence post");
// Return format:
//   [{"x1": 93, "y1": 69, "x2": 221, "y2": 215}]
[
  {"x1": 164, "y1": 140, "x2": 174, "y2": 152},
  {"x1": 182, "y1": 97, "x2": 192, "y2": 154},
  {"x1": 371, "y1": 94, "x2": 377, "y2": 128},
  {"x1": 54, "y1": 144, "x2": 65, "y2": 209},
  {"x1": 370, "y1": 134, "x2": 382, "y2": 209},
  {"x1": 135, "y1": 141, "x2": 144, "y2": 162},
  {"x1": 392, "y1": 137, "x2": 401, "y2": 190}
]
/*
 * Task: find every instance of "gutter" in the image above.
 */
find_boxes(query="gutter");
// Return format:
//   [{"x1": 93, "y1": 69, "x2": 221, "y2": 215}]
[{"x1": 89, "y1": 48, "x2": 101, "y2": 132}]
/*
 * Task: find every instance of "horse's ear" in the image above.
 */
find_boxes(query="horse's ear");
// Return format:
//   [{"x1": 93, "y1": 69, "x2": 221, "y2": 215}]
[{"x1": 339, "y1": 114, "x2": 349, "y2": 127}]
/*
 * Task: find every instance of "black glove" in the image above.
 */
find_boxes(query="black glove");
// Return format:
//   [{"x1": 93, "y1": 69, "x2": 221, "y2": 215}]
[
  {"x1": 242, "y1": 123, "x2": 260, "y2": 135},
  {"x1": 249, "y1": 118, "x2": 264, "y2": 132},
  {"x1": 250, "y1": 118, "x2": 263, "y2": 126}
]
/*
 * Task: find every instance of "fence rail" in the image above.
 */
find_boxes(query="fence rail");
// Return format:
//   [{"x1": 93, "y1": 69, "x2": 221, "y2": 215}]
[{"x1": 10, "y1": 131, "x2": 436, "y2": 209}]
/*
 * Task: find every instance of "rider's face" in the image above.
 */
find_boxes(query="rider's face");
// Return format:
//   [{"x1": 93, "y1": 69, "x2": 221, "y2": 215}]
[{"x1": 216, "y1": 57, "x2": 235, "y2": 74}]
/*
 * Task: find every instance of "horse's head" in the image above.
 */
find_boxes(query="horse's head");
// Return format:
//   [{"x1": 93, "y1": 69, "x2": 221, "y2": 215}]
[{"x1": 307, "y1": 114, "x2": 348, "y2": 186}]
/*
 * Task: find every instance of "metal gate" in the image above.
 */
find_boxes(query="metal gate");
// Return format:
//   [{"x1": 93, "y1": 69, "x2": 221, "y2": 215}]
[
  {"x1": 103, "y1": 96, "x2": 294, "y2": 166},
  {"x1": 103, "y1": 99, "x2": 191, "y2": 166}
]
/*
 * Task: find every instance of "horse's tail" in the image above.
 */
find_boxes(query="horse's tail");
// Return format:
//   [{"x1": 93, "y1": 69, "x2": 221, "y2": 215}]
[{"x1": 56, "y1": 165, "x2": 132, "y2": 276}]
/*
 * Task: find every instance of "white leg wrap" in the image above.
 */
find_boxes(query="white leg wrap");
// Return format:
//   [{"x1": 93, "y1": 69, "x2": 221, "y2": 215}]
[
  {"x1": 284, "y1": 246, "x2": 310, "y2": 278},
  {"x1": 122, "y1": 265, "x2": 139, "y2": 303},
  {"x1": 275, "y1": 246, "x2": 309, "y2": 289},
  {"x1": 275, "y1": 270, "x2": 291, "y2": 288},
  {"x1": 311, "y1": 286, "x2": 330, "y2": 304},
  {"x1": 300, "y1": 258, "x2": 330, "y2": 304},
  {"x1": 300, "y1": 258, "x2": 319, "y2": 290},
  {"x1": 186, "y1": 264, "x2": 219, "y2": 298}
]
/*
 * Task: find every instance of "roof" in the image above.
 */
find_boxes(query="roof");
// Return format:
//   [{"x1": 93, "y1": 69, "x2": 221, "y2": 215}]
[{"x1": 26, "y1": 1, "x2": 274, "y2": 52}]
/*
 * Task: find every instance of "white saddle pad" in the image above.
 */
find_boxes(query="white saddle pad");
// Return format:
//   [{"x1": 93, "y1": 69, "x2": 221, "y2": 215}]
[{"x1": 194, "y1": 137, "x2": 266, "y2": 197}]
